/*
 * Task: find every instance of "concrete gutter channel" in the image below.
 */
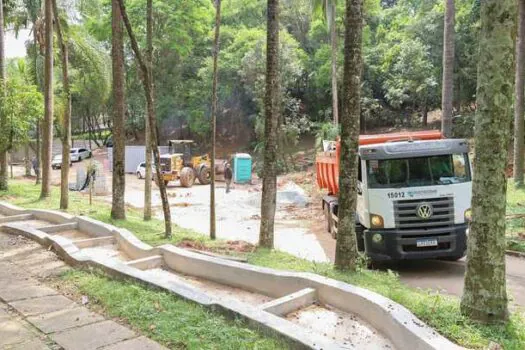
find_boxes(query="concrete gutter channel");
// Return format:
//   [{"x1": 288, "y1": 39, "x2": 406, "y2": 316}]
[{"x1": 0, "y1": 201, "x2": 465, "y2": 350}]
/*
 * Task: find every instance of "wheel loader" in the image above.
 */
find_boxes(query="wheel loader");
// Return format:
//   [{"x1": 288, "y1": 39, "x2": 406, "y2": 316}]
[{"x1": 154, "y1": 140, "x2": 212, "y2": 188}]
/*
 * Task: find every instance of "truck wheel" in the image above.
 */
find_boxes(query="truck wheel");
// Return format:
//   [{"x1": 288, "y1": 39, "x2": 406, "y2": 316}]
[
  {"x1": 197, "y1": 166, "x2": 211, "y2": 185},
  {"x1": 355, "y1": 224, "x2": 365, "y2": 252},
  {"x1": 180, "y1": 167, "x2": 195, "y2": 188}
]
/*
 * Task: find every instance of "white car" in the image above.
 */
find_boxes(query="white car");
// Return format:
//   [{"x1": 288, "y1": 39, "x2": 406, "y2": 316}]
[
  {"x1": 136, "y1": 162, "x2": 155, "y2": 179},
  {"x1": 70, "y1": 148, "x2": 92, "y2": 162},
  {"x1": 51, "y1": 155, "x2": 73, "y2": 170}
]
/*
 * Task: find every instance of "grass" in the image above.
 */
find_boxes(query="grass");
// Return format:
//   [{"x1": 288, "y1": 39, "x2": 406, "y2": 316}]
[
  {"x1": 506, "y1": 181, "x2": 525, "y2": 253},
  {"x1": 2, "y1": 179, "x2": 525, "y2": 349},
  {"x1": 60, "y1": 269, "x2": 285, "y2": 350}
]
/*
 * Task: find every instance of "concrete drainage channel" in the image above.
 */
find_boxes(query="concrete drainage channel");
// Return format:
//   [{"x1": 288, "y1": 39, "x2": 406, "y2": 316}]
[{"x1": 0, "y1": 202, "x2": 464, "y2": 350}]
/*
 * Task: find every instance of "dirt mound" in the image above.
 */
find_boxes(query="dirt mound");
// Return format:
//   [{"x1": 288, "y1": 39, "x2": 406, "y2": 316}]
[{"x1": 176, "y1": 239, "x2": 255, "y2": 254}]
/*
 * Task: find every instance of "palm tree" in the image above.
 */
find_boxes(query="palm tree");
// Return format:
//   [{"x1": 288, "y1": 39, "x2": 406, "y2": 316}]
[
  {"x1": 259, "y1": 0, "x2": 280, "y2": 249},
  {"x1": 23, "y1": 0, "x2": 43, "y2": 185},
  {"x1": 40, "y1": 0, "x2": 53, "y2": 199},
  {"x1": 441, "y1": 0, "x2": 455, "y2": 137},
  {"x1": 514, "y1": 0, "x2": 525, "y2": 186},
  {"x1": 460, "y1": 0, "x2": 516, "y2": 323},
  {"x1": 0, "y1": 0, "x2": 7, "y2": 191},
  {"x1": 334, "y1": 0, "x2": 362, "y2": 271},
  {"x1": 210, "y1": 0, "x2": 221, "y2": 240},
  {"x1": 52, "y1": 0, "x2": 71, "y2": 209},
  {"x1": 111, "y1": 0, "x2": 126, "y2": 219},
  {"x1": 312, "y1": 0, "x2": 339, "y2": 125},
  {"x1": 144, "y1": 0, "x2": 153, "y2": 220},
  {"x1": 116, "y1": 0, "x2": 173, "y2": 237}
]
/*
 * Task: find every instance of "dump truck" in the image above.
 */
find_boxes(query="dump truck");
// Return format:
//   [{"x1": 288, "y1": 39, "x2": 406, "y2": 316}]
[{"x1": 316, "y1": 130, "x2": 472, "y2": 261}]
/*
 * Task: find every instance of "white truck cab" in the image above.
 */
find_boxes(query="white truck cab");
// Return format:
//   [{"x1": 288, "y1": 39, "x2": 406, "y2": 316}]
[{"x1": 323, "y1": 138, "x2": 472, "y2": 261}]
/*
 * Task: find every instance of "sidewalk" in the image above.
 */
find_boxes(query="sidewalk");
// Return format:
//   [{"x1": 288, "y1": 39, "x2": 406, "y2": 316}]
[{"x1": 0, "y1": 232, "x2": 167, "y2": 350}]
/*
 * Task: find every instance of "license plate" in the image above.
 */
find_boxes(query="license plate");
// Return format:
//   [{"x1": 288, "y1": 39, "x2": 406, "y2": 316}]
[{"x1": 416, "y1": 239, "x2": 438, "y2": 248}]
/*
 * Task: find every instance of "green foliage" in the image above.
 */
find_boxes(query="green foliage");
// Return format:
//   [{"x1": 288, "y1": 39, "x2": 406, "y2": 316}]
[
  {"x1": 0, "y1": 59, "x2": 43, "y2": 151},
  {"x1": 314, "y1": 121, "x2": 339, "y2": 150},
  {"x1": 8, "y1": 0, "x2": 482, "y2": 153}
]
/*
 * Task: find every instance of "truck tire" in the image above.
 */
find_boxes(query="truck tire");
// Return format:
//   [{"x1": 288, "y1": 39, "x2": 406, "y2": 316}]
[
  {"x1": 324, "y1": 204, "x2": 332, "y2": 233},
  {"x1": 197, "y1": 166, "x2": 211, "y2": 185},
  {"x1": 355, "y1": 223, "x2": 365, "y2": 252},
  {"x1": 180, "y1": 167, "x2": 195, "y2": 188}
]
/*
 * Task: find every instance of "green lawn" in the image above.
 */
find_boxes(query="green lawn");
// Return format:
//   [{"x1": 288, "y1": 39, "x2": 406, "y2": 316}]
[
  {"x1": 506, "y1": 182, "x2": 525, "y2": 253},
  {"x1": 1, "y1": 179, "x2": 525, "y2": 349}
]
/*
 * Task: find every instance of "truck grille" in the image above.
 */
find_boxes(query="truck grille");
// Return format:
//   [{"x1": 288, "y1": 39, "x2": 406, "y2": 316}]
[{"x1": 394, "y1": 197, "x2": 454, "y2": 231}]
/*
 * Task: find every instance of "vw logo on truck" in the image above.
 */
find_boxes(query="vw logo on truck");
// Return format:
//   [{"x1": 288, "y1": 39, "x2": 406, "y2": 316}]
[{"x1": 416, "y1": 203, "x2": 433, "y2": 219}]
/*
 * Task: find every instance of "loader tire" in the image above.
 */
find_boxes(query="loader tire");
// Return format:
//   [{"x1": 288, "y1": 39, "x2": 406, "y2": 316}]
[
  {"x1": 180, "y1": 167, "x2": 196, "y2": 188},
  {"x1": 197, "y1": 166, "x2": 211, "y2": 185}
]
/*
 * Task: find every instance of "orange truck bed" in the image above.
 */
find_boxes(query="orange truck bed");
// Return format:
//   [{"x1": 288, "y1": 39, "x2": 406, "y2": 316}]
[{"x1": 315, "y1": 130, "x2": 443, "y2": 195}]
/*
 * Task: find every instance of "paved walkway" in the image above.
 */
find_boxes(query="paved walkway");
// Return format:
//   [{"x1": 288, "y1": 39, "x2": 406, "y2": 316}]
[{"x1": 0, "y1": 232, "x2": 167, "y2": 350}]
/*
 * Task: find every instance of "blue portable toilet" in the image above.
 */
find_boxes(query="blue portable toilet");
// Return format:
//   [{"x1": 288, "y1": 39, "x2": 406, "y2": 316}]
[{"x1": 232, "y1": 153, "x2": 252, "y2": 184}]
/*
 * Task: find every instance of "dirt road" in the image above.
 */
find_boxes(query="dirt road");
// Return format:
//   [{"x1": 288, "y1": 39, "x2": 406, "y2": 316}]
[{"x1": 13, "y1": 158, "x2": 525, "y2": 311}]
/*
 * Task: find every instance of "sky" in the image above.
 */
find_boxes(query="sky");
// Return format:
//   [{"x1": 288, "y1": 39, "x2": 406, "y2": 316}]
[{"x1": 6, "y1": 29, "x2": 30, "y2": 59}]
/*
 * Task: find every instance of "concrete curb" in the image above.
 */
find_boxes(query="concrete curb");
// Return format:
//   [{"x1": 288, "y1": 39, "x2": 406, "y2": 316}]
[
  {"x1": 0, "y1": 201, "x2": 465, "y2": 350},
  {"x1": 506, "y1": 250, "x2": 525, "y2": 259}
]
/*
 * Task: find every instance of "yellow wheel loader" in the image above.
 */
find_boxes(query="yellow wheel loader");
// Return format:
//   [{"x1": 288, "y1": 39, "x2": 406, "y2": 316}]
[{"x1": 154, "y1": 140, "x2": 211, "y2": 188}]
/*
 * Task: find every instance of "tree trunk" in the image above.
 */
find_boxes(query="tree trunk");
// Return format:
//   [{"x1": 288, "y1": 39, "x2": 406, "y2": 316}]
[
  {"x1": 422, "y1": 102, "x2": 428, "y2": 126},
  {"x1": 210, "y1": 0, "x2": 221, "y2": 240},
  {"x1": 111, "y1": 0, "x2": 126, "y2": 220},
  {"x1": 441, "y1": 0, "x2": 455, "y2": 138},
  {"x1": 330, "y1": 1, "x2": 339, "y2": 125},
  {"x1": 36, "y1": 121, "x2": 41, "y2": 184},
  {"x1": 24, "y1": 144, "x2": 31, "y2": 176},
  {"x1": 0, "y1": 0, "x2": 6, "y2": 191},
  {"x1": 143, "y1": 0, "x2": 153, "y2": 221},
  {"x1": 41, "y1": 0, "x2": 54, "y2": 199},
  {"x1": 117, "y1": 0, "x2": 172, "y2": 237},
  {"x1": 335, "y1": 0, "x2": 363, "y2": 271},
  {"x1": 259, "y1": 0, "x2": 280, "y2": 249},
  {"x1": 514, "y1": 0, "x2": 525, "y2": 186},
  {"x1": 53, "y1": 0, "x2": 72, "y2": 209},
  {"x1": 460, "y1": 0, "x2": 516, "y2": 323}
]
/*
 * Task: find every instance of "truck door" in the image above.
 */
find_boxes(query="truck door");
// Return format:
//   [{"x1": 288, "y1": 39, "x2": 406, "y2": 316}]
[{"x1": 356, "y1": 158, "x2": 367, "y2": 226}]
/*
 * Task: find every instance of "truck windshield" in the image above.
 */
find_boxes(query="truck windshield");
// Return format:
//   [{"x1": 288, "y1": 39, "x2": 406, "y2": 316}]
[{"x1": 367, "y1": 154, "x2": 470, "y2": 188}]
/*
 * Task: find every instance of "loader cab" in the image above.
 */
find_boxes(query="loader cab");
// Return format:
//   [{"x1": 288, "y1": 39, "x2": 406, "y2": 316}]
[{"x1": 169, "y1": 140, "x2": 196, "y2": 167}]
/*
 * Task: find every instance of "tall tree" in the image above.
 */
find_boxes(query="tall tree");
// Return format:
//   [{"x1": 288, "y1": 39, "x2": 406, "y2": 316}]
[
  {"x1": 210, "y1": 0, "x2": 221, "y2": 240},
  {"x1": 53, "y1": 0, "x2": 71, "y2": 209},
  {"x1": 313, "y1": 0, "x2": 339, "y2": 125},
  {"x1": 26, "y1": 0, "x2": 43, "y2": 185},
  {"x1": 117, "y1": 0, "x2": 172, "y2": 237},
  {"x1": 514, "y1": 0, "x2": 525, "y2": 186},
  {"x1": 0, "y1": 0, "x2": 6, "y2": 192},
  {"x1": 441, "y1": 0, "x2": 455, "y2": 138},
  {"x1": 111, "y1": 0, "x2": 126, "y2": 219},
  {"x1": 143, "y1": 0, "x2": 152, "y2": 220},
  {"x1": 259, "y1": 0, "x2": 280, "y2": 249},
  {"x1": 40, "y1": 0, "x2": 53, "y2": 198},
  {"x1": 461, "y1": 0, "x2": 516, "y2": 323},
  {"x1": 335, "y1": 0, "x2": 362, "y2": 271}
]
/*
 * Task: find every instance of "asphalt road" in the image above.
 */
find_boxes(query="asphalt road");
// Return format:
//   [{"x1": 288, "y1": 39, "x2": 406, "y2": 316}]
[{"x1": 392, "y1": 256, "x2": 525, "y2": 310}]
